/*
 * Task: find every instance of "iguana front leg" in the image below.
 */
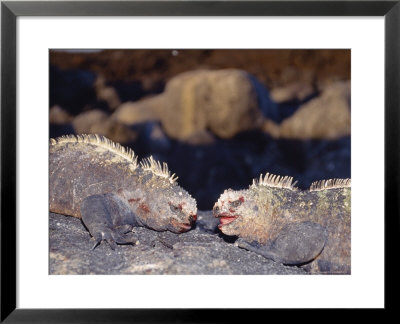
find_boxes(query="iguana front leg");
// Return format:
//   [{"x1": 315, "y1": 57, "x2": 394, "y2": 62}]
[
  {"x1": 80, "y1": 193, "x2": 140, "y2": 250},
  {"x1": 236, "y1": 221, "x2": 327, "y2": 265}
]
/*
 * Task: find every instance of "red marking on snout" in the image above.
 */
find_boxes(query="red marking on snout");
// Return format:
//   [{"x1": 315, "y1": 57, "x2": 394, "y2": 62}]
[
  {"x1": 139, "y1": 203, "x2": 150, "y2": 213},
  {"x1": 128, "y1": 198, "x2": 141, "y2": 203},
  {"x1": 239, "y1": 196, "x2": 245, "y2": 203},
  {"x1": 216, "y1": 212, "x2": 234, "y2": 218},
  {"x1": 229, "y1": 208, "x2": 235, "y2": 213},
  {"x1": 191, "y1": 214, "x2": 197, "y2": 222}
]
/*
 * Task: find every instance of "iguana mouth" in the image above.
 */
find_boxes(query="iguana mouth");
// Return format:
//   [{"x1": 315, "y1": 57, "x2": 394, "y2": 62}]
[
  {"x1": 178, "y1": 223, "x2": 192, "y2": 232},
  {"x1": 171, "y1": 218, "x2": 193, "y2": 232},
  {"x1": 216, "y1": 213, "x2": 238, "y2": 228}
]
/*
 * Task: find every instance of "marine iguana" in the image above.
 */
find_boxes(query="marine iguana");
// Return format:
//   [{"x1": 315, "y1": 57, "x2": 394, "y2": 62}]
[
  {"x1": 213, "y1": 173, "x2": 351, "y2": 274},
  {"x1": 50, "y1": 134, "x2": 197, "y2": 250}
]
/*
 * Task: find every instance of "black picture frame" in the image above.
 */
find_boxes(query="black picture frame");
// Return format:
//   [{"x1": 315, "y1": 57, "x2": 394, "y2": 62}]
[{"x1": 1, "y1": 0, "x2": 398, "y2": 321}]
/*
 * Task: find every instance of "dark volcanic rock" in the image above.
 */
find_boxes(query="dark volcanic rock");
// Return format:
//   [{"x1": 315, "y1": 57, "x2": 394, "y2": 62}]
[
  {"x1": 50, "y1": 66, "x2": 97, "y2": 115},
  {"x1": 49, "y1": 124, "x2": 76, "y2": 139},
  {"x1": 49, "y1": 212, "x2": 307, "y2": 275},
  {"x1": 162, "y1": 134, "x2": 351, "y2": 210}
]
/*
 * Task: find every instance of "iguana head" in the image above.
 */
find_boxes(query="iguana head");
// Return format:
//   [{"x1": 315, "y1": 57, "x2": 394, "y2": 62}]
[
  {"x1": 213, "y1": 173, "x2": 298, "y2": 241},
  {"x1": 163, "y1": 185, "x2": 198, "y2": 233},
  {"x1": 212, "y1": 188, "x2": 255, "y2": 237},
  {"x1": 134, "y1": 157, "x2": 197, "y2": 233},
  {"x1": 124, "y1": 186, "x2": 197, "y2": 233}
]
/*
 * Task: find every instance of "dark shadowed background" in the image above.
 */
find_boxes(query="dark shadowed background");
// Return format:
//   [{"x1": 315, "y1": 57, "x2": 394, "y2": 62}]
[{"x1": 49, "y1": 49, "x2": 351, "y2": 210}]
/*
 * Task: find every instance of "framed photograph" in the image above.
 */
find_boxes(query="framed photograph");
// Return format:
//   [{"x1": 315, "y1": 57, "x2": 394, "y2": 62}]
[{"x1": 1, "y1": 0, "x2": 398, "y2": 321}]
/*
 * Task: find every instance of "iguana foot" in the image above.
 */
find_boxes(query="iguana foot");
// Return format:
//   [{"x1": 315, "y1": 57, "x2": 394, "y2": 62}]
[
  {"x1": 235, "y1": 221, "x2": 327, "y2": 266},
  {"x1": 91, "y1": 230, "x2": 117, "y2": 250},
  {"x1": 80, "y1": 193, "x2": 139, "y2": 250},
  {"x1": 90, "y1": 226, "x2": 137, "y2": 250}
]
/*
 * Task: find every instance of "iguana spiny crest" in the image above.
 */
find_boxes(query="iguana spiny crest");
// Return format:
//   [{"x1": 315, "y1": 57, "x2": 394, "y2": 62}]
[
  {"x1": 213, "y1": 172, "x2": 351, "y2": 274},
  {"x1": 50, "y1": 134, "x2": 197, "y2": 249}
]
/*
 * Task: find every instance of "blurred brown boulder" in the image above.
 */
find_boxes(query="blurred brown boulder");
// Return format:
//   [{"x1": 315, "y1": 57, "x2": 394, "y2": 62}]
[
  {"x1": 72, "y1": 109, "x2": 137, "y2": 144},
  {"x1": 264, "y1": 81, "x2": 351, "y2": 139},
  {"x1": 112, "y1": 97, "x2": 159, "y2": 125},
  {"x1": 270, "y1": 81, "x2": 316, "y2": 103},
  {"x1": 49, "y1": 105, "x2": 76, "y2": 138},
  {"x1": 113, "y1": 69, "x2": 272, "y2": 140},
  {"x1": 49, "y1": 105, "x2": 74, "y2": 124},
  {"x1": 94, "y1": 76, "x2": 121, "y2": 110}
]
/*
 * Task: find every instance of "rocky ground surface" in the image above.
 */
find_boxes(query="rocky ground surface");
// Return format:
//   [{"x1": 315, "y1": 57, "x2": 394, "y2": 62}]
[{"x1": 49, "y1": 212, "x2": 307, "y2": 275}]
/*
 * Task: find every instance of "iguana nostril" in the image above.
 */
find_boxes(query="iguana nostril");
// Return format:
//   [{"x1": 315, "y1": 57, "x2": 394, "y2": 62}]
[
  {"x1": 187, "y1": 213, "x2": 197, "y2": 224},
  {"x1": 213, "y1": 205, "x2": 220, "y2": 215}
]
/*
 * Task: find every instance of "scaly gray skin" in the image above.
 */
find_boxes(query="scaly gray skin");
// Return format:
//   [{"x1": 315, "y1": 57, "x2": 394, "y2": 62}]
[
  {"x1": 213, "y1": 174, "x2": 351, "y2": 274},
  {"x1": 50, "y1": 134, "x2": 197, "y2": 250}
]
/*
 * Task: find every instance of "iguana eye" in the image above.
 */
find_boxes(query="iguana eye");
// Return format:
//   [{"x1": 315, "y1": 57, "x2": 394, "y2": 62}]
[
  {"x1": 229, "y1": 200, "x2": 243, "y2": 208},
  {"x1": 169, "y1": 204, "x2": 181, "y2": 213}
]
